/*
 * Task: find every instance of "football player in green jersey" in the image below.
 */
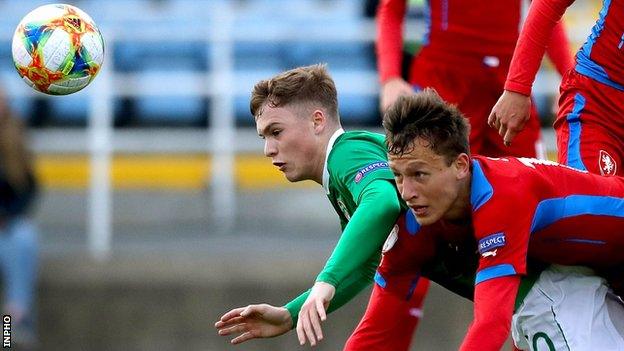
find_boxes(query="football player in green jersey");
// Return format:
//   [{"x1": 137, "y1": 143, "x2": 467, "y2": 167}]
[{"x1": 215, "y1": 63, "x2": 430, "y2": 347}]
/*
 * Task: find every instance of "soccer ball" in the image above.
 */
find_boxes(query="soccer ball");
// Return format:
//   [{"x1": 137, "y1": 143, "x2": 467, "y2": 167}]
[{"x1": 11, "y1": 4, "x2": 104, "y2": 95}]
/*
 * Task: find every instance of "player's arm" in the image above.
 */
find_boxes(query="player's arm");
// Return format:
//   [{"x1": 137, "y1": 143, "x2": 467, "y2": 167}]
[
  {"x1": 544, "y1": 18, "x2": 574, "y2": 77},
  {"x1": 489, "y1": 0, "x2": 574, "y2": 145},
  {"x1": 284, "y1": 253, "x2": 378, "y2": 322},
  {"x1": 376, "y1": 0, "x2": 414, "y2": 112},
  {"x1": 460, "y1": 276, "x2": 521, "y2": 351},
  {"x1": 377, "y1": 0, "x2": 406, "y2": 84},
  {"x1": 506, "y1": 0, "x2": 575, "y2": 96},
  {"x1": 462, "y1": 184, "x2": 532, "y2": 350},
  {"x1": 543, "y1": 17, "x2": 574, "y2": 115},
  {"x1": 290, "y1": 256, "x2": 379, "y2": 346},
  {"x1": 296, "y1": 179, "x2": 402, "y2": 346},
  {"x1": 216, "y1": 261, "x2": 377, "y2": 345},
  {"x1": 316, "y1": 180, "x2": 400, "y2": 286}
]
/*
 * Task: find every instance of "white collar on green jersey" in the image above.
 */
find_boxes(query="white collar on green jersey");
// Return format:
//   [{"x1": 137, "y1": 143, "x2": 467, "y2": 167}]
[{"x1": 322, "y1": 128, "x2": 345, "y2": 194}]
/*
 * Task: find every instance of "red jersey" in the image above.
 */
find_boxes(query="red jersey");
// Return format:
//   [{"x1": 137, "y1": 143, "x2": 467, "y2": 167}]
[
  {"x1": 374, "y1": 206, "x2": 523, "y2": 351},
  {"x1": 506, "y1": 0, "x2": 624, "y2": 95},
  {"x1": 576, "y1": 0, "x2": 624, "y2": 90},
  {"x1": 344, "y1": 211, "x2": 474, "y2": 351},
  {"x1": 460, "y1": 155, "x2": 624, "y2": 350},
  {"x1": 356, "y1": 156, "x2": 624, "y2": 350},
  {"x1": 471, "y1": 155, "x2": 624, "y2": 283},
  {"x1": 375, "y1": 210, "x2": 476, "y2": 300},
  {"x1": 377, "y1": 0, "x2": 573, "y2": 82}
]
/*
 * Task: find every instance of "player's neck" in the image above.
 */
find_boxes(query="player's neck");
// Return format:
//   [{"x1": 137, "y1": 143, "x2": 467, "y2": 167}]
[
  {"x1": 311, "y1": 125, "x2": 342, "y2": 185},
  {"x1": 310, "y1": 154, "x2": 325, "y2": 185},
  {"x1": 445, "y1": 176, "x2": 472, "y2": 223},
  {"x1": 311, "y1": 128, "x2": 337, "y2": 185}
]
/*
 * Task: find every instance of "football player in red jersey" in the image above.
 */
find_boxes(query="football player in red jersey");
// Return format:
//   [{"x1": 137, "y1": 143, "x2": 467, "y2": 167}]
[
  {"x1": 490, "y1": 0, "x2": 624, "y2": 177},
  {"x1": 386, "y1": 90, "x2": 624, "y2": 351},
  {"x1": 363, "y1": 1, "x2": 573, "y2": 349}
]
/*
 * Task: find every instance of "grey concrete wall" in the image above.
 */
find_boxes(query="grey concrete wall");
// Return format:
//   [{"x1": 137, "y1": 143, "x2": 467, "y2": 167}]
[
  {"x1": 30, "y1": 188, "x2": 495, "y2": 350},
  {"x1": 39, "y1": 257, "x2": 474, "y2": 351}
]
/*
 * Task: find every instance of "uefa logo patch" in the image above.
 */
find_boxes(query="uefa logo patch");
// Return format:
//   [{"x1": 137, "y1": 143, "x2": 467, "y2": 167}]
[
  {"x1": 599, "y1": 150, "x2": 617, "y2": 176},
  {"x1": 354, "y1": 162, "x2": 389, "y2": 183},
  {"x1": 478, "y1": 232, "x2": 506, "y2": 257}
]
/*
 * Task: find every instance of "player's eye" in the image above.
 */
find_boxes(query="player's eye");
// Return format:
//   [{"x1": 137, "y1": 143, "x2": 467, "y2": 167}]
[
  {"x1": 271, "y1": 129, "x2": 281, "y2": 137},
  {"x1": 407, "y1": 171, "x2": 428, "y2": 180}
]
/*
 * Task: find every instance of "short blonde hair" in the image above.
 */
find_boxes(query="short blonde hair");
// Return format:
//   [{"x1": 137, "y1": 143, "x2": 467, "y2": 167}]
[{"x1": 250, "y1": 64, "x2": 339, "y2": 120}]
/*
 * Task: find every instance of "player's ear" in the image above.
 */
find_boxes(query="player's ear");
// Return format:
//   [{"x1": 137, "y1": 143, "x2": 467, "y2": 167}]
[
  {"x1": 312, "y1": 109, "x2": 326, "y2": 134},
  {"x1": 454, "y1": 153, "x2": 471, "y2": 180}
]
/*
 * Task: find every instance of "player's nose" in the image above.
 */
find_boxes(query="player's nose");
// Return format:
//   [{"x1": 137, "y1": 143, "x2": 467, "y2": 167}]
[
  {"x1": 399, "y1": 178, "x2": 419, "y2": 202},
  {"x1": 264, "y1": 139, "x2": 277, "y2": 157}
]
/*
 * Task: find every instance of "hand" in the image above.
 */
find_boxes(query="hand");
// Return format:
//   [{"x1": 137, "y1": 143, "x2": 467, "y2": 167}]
[
  {"x1": 215, "y1": 304, "x2": 293, "y2": 344},
  {"x1": 380, "y1": 77, "x2": 415, "y2": 113},
  {"x1": 488, "y1": 90, "x2": 532, "y2": 146},
  {"x1": 296, "y1": 281, "x2": 335, "y2": 346}
]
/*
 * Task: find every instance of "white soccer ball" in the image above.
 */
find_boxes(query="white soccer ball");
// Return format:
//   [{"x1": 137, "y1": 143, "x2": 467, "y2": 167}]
[{"x1": 12, "y1": 4, "x2": 104, "y2": 95}]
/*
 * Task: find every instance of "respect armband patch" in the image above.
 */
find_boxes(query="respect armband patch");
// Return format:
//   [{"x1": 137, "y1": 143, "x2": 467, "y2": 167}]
[
  {"x1": 478, "y1": 232, "x2": 506, "y2": 257},
  {"x1": 354, "y1": 162, "x2": 389, "y2": 183}
]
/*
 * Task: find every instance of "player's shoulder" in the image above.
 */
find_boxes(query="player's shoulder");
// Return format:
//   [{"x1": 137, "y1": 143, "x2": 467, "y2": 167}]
[
  {"x1": 333, "y1": 130, "x2": 387, "y2": 150},
  {"x1": 471, "y1": 156, "x2": 534, "y2": 209},
  {"x1": 472, "y1": 155, "x2": 535, "y2": 179},
  {"x1": 471, "y1": 156, "x2": 512, "y2": 185},
  {"x1": 327, "y1": 131, "x2": 393, "y2": 186},
  {"x1": 328, "y1": 131, "x2": 387, "y2": 164}
]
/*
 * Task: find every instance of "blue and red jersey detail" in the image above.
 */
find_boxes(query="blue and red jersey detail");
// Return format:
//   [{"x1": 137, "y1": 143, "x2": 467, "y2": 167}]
[
  {"x1": 471, "y1": 155, "x2": 624, "y2": 284},
  {"x1": 575, "y1": 0, "x2": 624, "y2": 90},
  {"x1": 375, "y1": 208, "x2": 475, "y2": 299},
  {"x1": 505, "y1": 0, "x2": 623, "y2": 95},
  {"x1": 375, "y1": 209, "x2": 431, "y2": 300}
]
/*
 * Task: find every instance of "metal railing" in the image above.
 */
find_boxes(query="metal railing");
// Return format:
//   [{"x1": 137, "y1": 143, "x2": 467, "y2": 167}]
[
  {"x1": 0, "y1": 0, "x2": 566, "y2": 260},
  {"x1": 1, "y1": 1, "x2": 387, "y2": 260}
]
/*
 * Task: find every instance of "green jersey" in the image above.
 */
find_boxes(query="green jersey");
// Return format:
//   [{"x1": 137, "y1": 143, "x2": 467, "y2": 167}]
[
  {"x1": 323, "y1": 130, "x2": 400, "y2": 228},
  {"x1": 285, "y1": 130, "x2": 404, "y2": 322}
]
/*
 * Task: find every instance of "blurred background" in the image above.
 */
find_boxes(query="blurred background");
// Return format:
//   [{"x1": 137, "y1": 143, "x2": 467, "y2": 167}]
[{"x1": 0, "y1": 0, "x2": 600, "y2": 350}]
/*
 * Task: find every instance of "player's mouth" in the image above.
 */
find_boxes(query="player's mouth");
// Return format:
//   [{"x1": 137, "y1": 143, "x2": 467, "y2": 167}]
[
  {"x1": 410, "y1": 205, "x2": 428, "y2": 216},
  {"x1": 273, "y1": 162, "x2": 286, "y2": 172}
]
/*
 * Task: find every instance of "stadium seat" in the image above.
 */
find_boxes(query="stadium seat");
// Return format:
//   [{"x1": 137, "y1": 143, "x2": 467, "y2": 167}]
[
  {"x1": 112, "y1": 41, "x2": 209, "y2": 126},
  {"x1": 287, "y1": 42, "x2": 375, "y2": 70},
  {"x1": 0, "y1": 0, "x2": 382, "y2": 128},
  {"x1": 113, "y1": 41, "x2": 209, "y2": 72}
]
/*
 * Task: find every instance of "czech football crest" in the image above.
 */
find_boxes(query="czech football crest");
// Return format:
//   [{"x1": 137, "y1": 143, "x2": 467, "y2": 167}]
[{"x1": 599, "y1": 150, "x2": 617, "y2": 176}]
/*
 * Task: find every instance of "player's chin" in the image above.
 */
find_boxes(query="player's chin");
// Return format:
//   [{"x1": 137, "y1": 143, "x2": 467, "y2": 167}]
[
  {"x1": 413, "y1": 211, "x2": 440, "y2": 226},
  {"x1": 284, "y1": 170, "x2": 303, "y2": 182},
  {"x1": 414, "y1": 216, "x2": 436, "y2": 226}
]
